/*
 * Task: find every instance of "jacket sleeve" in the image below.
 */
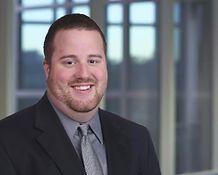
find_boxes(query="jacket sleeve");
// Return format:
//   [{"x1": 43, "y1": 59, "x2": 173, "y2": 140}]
[{"x1": 0, "y1": 143, "x2": 17, "y2": 175}]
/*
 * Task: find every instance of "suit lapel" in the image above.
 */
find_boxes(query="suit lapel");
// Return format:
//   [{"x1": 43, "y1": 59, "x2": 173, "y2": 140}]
[
  {"x1": 33, "y1": 96, "x2": 132, "y2": 175},
  {"x1": 34, "y1": 95, "x2": 85, "y2": 175},
  {"x1": 99, "y1": 109, "x2": 130, "y2": 175}
]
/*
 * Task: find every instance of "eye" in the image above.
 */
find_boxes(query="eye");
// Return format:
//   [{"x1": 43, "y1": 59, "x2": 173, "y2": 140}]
[
  {"x1": 88, "y1": 58, "x2": 101, "y2": 64},
  {"x1": 89, "y1": 59, "x2": 96, "y2": 64},
  {"x1": 64, "y1": 60, "x2": 75, "y2": 65},
  {"x1": 61, "y1": 58, "x2": 77, "y2": 67},
  {"x1": 66, "y1": 61, "x2": 73, "y2": 65}
]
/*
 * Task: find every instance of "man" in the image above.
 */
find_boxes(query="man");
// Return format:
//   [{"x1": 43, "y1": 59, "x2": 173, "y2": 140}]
[{"x1": 0, "y1": 14, "x2": 161, "y2": 175}]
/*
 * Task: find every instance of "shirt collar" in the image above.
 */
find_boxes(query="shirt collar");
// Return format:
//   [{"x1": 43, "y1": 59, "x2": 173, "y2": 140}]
[
  {"x1": 48, "y1": 96, "x2": 103, "y2": 144},
  {"x1": 88, "y1": 112, "x2": 103, "y2": 144}
]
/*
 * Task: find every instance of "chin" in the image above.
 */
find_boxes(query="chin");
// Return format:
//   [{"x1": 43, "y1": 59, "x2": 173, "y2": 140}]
[
  {"x1": 69, "y1": 100, "x2": 99, "y2": 113},
  {"x1": 71, "y1": 106, "x2": 98, "y2": 113}
]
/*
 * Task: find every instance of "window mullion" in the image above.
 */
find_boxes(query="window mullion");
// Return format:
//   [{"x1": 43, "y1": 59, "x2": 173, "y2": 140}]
[
  {"x1": 212, "y1": 0, "x2": 218, "y2": 170},
  {"x1": 159, "y1": 0, "x2": 175, "y2": 175}
]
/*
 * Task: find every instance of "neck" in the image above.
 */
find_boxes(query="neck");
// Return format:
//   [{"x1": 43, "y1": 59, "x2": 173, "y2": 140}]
[{"x1": 47, "y1": 92, "x2": 98, "y2": 123}]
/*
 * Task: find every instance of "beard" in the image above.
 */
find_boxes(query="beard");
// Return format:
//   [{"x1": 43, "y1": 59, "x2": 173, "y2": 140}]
[
  {"x1": 47, "y1": 77, "x2": 106, "y2": 113},
  {"x1": 63, "y1": 88, "x2": 104, "y2": 112}
]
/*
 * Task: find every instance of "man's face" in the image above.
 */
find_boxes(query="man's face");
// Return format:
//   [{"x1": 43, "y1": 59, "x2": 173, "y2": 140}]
[{"x1": 44, "y1": 29, "x2": 108, "y2": 113}]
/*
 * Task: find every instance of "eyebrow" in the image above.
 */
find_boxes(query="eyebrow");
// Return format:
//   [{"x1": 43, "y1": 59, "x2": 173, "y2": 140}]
[
  {"x1": 59, "y1": 55, "x2": 77, "y2": 60},
  {"x1": 88, "y1": 54, "x2": 103, "y2": 59},
  {"x1": 59, "y1": 54, "x2": 103, "y2": 60}
]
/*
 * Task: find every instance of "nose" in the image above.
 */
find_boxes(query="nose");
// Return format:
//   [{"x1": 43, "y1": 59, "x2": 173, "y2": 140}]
[{"x1": 74, "y1": 63, "x2": 90, "y2": 79}]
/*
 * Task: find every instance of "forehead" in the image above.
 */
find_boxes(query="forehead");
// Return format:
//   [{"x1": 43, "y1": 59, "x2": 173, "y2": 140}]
[
  {"x1": 53, "y1": 29, "x2": 104, "y2": 51},
  {"x1": 54, "y1": 29, "x2": 103, "y2": 42},
  {"x1": 52, "y1": 29, "x2": 105, "y2": 55}
]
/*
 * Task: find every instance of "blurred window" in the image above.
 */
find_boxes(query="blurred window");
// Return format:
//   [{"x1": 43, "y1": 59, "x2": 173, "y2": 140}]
[
  {"x1": 16, "y1": 0, "x2": 90, "y2": 109},
  {"x1": 106, "y1": 0, "x2": 160, "y2": 153},
  {"x1": 174, "y1": 1, "x2": 213, "y2": 174}
]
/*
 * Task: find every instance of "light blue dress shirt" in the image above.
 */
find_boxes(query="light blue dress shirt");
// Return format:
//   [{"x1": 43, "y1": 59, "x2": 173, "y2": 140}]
[{"x1": 49, "y1": 100, "x2": 107, "y2": 175}]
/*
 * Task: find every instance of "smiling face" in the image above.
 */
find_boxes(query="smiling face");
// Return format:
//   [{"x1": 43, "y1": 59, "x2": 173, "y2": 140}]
[{"x1": 44, "y1": 29, "x2": 108, "y2": 121}]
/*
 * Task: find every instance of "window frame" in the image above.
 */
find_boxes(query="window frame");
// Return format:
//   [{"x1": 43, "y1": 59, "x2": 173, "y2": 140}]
[{"x1": 5, "y1": 0, "x2": 218, "y2": 175}]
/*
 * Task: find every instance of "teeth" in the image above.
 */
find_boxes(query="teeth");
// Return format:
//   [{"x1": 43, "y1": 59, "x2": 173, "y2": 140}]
[{"x1": 75, "y1": 85, "x2": 90, "y2": 90}]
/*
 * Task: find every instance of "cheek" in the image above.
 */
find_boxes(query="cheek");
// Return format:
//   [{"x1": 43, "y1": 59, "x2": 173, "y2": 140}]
[
  {"x1": 48, "y1": 68, "x2": 71, "y2": 83},
  {"x1": 56, "y1": 73, "x2": 72, "y2": 83},
  {"x1": 96, "y1": 67, "x2": 108, "y2": 83}
]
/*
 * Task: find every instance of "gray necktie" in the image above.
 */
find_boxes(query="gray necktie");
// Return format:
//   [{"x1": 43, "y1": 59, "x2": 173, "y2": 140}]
[{"x1": 79, "y1": 124, "x2": 103, "y2": 175}]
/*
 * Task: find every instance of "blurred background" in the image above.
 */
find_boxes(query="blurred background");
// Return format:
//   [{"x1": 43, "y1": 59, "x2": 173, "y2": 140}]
[{"x1": 0, "y1": 0, "x2": 218, "y2": 175}]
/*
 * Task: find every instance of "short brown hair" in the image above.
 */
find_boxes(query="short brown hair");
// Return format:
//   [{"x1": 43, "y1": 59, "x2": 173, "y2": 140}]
[{"x1": 43, "y1": 13, "x2": 106, "y2": 64}]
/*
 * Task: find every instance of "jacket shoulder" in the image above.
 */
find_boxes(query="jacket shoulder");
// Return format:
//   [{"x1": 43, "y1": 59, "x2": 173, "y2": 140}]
[
  {"x1": 0, "y1": 104, "x2": 37, "y2": 142},
  {"x1": 0, "y1": 105, "x2": 36, "y2": 128},
  {"x1": 99, "y1": 109, "x2": 150, "y2": 136}
]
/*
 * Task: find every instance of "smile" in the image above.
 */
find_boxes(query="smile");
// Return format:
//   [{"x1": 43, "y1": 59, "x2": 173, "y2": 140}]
[{"x1": 74, "y1": 85, "x2": 91, "y2": 91}]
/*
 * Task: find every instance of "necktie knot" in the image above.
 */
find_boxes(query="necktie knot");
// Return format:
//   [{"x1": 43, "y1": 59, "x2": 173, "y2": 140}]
[{"x1": 79, "y1": 124, "x2": 89, "y2": 136}]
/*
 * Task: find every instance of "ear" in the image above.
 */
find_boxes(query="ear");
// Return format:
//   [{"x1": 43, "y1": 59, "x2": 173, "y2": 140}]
[{"x1": 43, "y1": 59, "x2": 50, "y2": 80}]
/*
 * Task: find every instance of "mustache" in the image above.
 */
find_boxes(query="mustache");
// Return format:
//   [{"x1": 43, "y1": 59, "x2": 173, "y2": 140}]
[{"x1": 68, "y1": 78, "x2": 96, "y2": 85}]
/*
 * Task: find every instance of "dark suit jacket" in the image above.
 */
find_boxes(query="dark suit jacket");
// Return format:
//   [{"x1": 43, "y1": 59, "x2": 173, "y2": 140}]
[{"x1": 0, "y1": 94, "x2": 161, "y2": 175}]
